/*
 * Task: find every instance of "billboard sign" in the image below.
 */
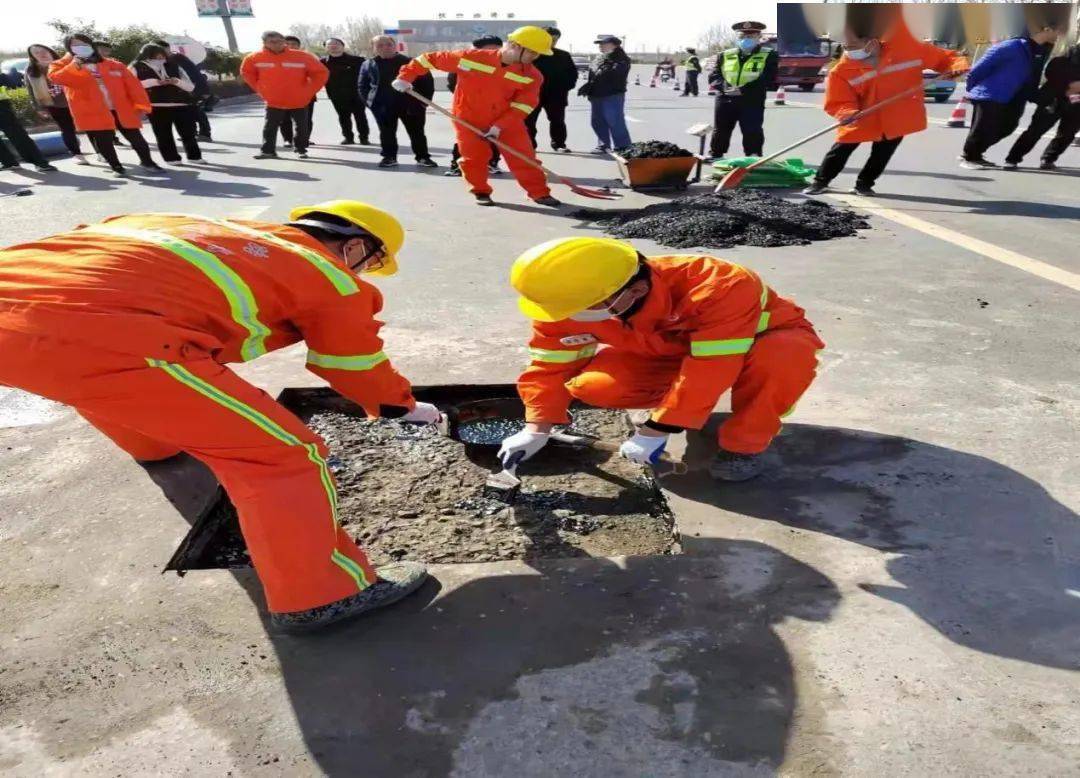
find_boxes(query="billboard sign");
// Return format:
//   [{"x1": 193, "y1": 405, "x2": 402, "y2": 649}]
[
  {"x1": 196, "y1": 0, "x2": 253, "y2": 17},
  {"x1": 397, "y1": 19, "x2": 556, "y2": 45}
]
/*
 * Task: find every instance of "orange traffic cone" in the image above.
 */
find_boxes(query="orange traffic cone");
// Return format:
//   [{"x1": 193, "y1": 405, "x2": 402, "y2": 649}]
[
  {"x1": 947, "y1": 97, "x2": 967, "y2": 128},
  {"x1": 650, "y1": 76, "x2": 657, "y2": 88},
  {"x1": 773, "y1": 85, "x2": 787, "y2": 105},
  {"x1": 634, "y1": 74, "x2": 641, "y2": 86}
]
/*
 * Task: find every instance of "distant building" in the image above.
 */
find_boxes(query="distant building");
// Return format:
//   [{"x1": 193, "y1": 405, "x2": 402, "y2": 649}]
[{"x1": 397, "y1": 19, "x2": 558, "y2": 53}]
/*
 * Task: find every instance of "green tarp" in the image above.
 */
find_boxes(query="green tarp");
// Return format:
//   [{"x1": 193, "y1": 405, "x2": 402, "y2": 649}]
[{"x1": 710, "y1": 157, "x2": 816, "y2": 188}]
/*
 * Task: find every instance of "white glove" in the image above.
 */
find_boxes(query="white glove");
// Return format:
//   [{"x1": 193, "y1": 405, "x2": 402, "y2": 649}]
[
  {"x1": 391, "y1": 78, "x2": 412, "y2": 93},
  {"x1": 619, "y1": 431, "x2": 669, "y2": 465},
  {"x1": 483, "y1": 125, "x2": 501, "y2": 140},
  {"x1": 497, "y1": 429, "x2": 549, "y2": 466},
  {"x1": 401, "y1": 402, "x2": 441, "y2": 424}
]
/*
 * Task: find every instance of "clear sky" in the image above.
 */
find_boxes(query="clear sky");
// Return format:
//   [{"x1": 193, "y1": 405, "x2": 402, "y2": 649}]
[{"x1": 4, "y1": 0, "x2": 777, "y2": 54}]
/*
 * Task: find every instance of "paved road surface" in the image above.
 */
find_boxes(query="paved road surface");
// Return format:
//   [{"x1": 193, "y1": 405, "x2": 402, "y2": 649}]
[{"x1": 1, "y1": 65, "x2": 1077, "y2": 775}]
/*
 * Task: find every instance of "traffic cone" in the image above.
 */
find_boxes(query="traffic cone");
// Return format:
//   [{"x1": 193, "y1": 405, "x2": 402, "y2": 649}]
[
  {"x1": 650, "y1": 76, "x2": 657, "y2": 88},
  {"x1": 947, "y1": 97, "x2": 967, "y2": 128},
  {"x1": 773, "y1": 85, "x2": 786, "y2": 105},
  {"x1": 635, "y1": 74, "x2": 641, "y2": 86}
]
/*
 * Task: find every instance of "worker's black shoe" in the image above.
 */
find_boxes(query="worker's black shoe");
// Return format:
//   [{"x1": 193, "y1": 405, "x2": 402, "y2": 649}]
[
  {"x1": 341, "y1": 138, "x2": 355, "y2": 145},
  {"x1": 416, "y1": 157, "x2": 439, "y2": 168},
  {"x1": 553, "y1": 145, "x2": 571, "y2": 153},
  {"x1": 474, "y1": 193, "x2": 495, "y2": 206},
  {"x1": 270, "y1": 561, "x2": 429, "y2": 634},
  {"x1": 444, "y1": 166, "x2": 462, "y2": 177},
  {"x1": 1002, "y1": 160, "x2": 1019, "y2": 169},
  {"x1": 1039, "y1": 160, "x2": 1056, "y2": 171},
  {"x1": 254, "y1": 152, "x2": 279, "y2": 159},
  {"x1": 2, "y1": 162, "x2": 21, "y2": 170},
  {"x1": 590, "y1": 145, "x2": 610, "y2": 155},
  {"x1": 532, "y1": 195, "x2": 562, "y2": 207},
  {"x1": 34, "y1": 163, "x2": 59, "y2": 173},
  {"x1": 297, "y1": 150, "x2": 309, "y2": 158},
  {"x1": 959, "y1": 157, "x2": 997, "y2": 170},
  {"x1": 850, "y1": 182, "x2": 875, "y2": 196},
  {"x1": 378, "y1": 158, "x2": 398, "y2": 168},
  {"x1": 709, "y1": 450, "x2": 764, "y2": 482},
  {"x1": 488, "y1": 161, "x2": 502, "y2": 175},
  {"x1": 802, "y1": 183, "x2": 828, "y2": 195}
]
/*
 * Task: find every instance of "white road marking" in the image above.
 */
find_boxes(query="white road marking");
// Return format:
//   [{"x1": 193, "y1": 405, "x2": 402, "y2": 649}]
[
  {"x1": 227, "y1": 205, "x2": 269, "y2": 220},
  {"x1": 829, "y1": 193, "x2": 1080, "y2": 293}
]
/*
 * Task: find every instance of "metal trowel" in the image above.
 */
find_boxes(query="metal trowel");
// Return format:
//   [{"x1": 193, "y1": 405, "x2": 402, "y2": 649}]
[{"x1": 482, "y1": 451, "x2": 525, "y2": 504}]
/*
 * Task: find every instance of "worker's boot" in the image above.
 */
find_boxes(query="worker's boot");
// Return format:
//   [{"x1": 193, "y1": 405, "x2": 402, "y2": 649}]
[
  {"x1": 270, "y1": 561, "x2": 429, "y2": 634},
  {"x1": 802, "y1": 182, "x2": 828, "y2": 195},
  {"x1": 532, "y1": 195, "x2": 563, "y2": 208},
  {"x1": 709, "y1": 450, "x2": 764, "y2": 482},
  {"x1": 474, "y1": 193, "x2": 495, "y2": 206}
]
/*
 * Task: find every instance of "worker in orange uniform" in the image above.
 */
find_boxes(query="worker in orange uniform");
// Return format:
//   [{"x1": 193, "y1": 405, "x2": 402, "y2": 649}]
[
  {"x1": 498, "y1": 238, "x2": 825, "y2": 481},
  {"x1": 392, "y1": 26, "x2": 562, "y2": 208},
  {"x1": 0, "y1": 201, "x2": 435, "y2": 632},
  {"x1": 241, "y1": 29, "x2": 328, "y2": 159},
  {"x1": 804, "y1": 12, "x2": 968, "y2": 196}
]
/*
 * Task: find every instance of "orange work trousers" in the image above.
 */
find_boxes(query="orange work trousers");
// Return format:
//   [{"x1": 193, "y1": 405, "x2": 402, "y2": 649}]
[
  {"x1": 0, "y1": 329, "x2": 376, "y2": 615},
  {"x1": 565, "y1": 327, "x2": 823, "y2": 454},
  {"x1": 457, "y1": 121, "x2": 551, "y2": 199}
]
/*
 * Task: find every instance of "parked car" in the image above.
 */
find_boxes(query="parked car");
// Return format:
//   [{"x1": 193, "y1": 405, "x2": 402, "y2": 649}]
[
  {"x1": 1, "y1": 58, "x2": 29, "y2": 88},
  {"x1": 922, "y1": 69, "x2": 958, "y2": 102},
  {"x1": 572, "y1": 55, "x2": 591, "y2": 74}
]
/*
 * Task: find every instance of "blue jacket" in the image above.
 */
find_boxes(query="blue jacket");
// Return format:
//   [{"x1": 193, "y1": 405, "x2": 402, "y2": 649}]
[{"x1": 965, "y1": 37, "x2": 1045, "y2": 104}]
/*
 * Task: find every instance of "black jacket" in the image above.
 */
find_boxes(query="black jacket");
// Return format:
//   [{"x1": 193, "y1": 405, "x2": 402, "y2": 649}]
[
  {"x1": 580, "y1": 47, "x2": 631, "y2": 100},
  {"x1": 1036, "y1": 45, "x2": 1080, "y2": 116},
  {"x1": 321, "y1": 52, "x2": 365, "y2": 101},
  {"x1": 132, "y1": 60, "x2": 196, "y2": 106},
  {"x1": 359, "y1": 54, "x2": 433, "y2": 116},
  {"x1": 709, "y1": 46, "x2": 779, "y2": 104},
  {"x1": 535, "y1": 47, "x2": 578, "y2": 105},
  {"x1": 168, "y1": 52, "x2": 209, "y2": 97}
]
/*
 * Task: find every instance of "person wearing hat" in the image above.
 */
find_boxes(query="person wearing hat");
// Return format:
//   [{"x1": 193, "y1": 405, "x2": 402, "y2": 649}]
[
  {"x1": 579, "y1": 35, "x2": 633, "y2": 153},
  {"x1": 393, "y1": 26, "x2": 561, "y2": 207},
  {"x1": 498, "y1": 238, "x2": 824, "y2": 482},
  {"x1": 445, "y1": 35, "x2": 505, "y2": 177},
  {"x1": 0, "y1": 202, "x2": 438, "y2": 632},
  {"x1": 525, "y1": 26, "x2": 579, "y2": 152},
  {"x1": 682, "y1": 47, "x2": 702, "y2": 97},
  {"x1": 707, "y1": 21, "x2": 777, "y2": 159}
]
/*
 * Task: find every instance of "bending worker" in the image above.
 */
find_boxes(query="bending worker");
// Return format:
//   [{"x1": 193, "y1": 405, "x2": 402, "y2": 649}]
[
  {"x1": 0, "y1": 201, "x2": 437, "y2": 632},
  {"x1": 392, "y1": 26, "x2": 562, "y2": 207},
  {"x1": 708, "y1": 21, "x2": 778, "y2": 160},
  {"x1": 498, "y1": 238, "x2": 825, "y2": 481}
]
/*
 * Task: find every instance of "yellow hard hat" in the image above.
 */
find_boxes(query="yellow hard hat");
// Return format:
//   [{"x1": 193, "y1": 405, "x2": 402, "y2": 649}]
[
  {"x1": 511, "y1": 237, "x2": 639, "y2": 322},
  {"x1": 507, "y1": 26, "x2": 554, "y2": 56},
  {"x1": 288, "y1": 199, "x2": 404, "y2": 276}
]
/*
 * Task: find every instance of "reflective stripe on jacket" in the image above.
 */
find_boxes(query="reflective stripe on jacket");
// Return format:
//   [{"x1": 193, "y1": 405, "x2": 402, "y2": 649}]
[
  {"x1": 721, "y1": 48, "x2": 772, "y2": 87},
  {"x1": 0, "y1": 215, "x2": 414, "y2": 416},
  {"x1": 517, "y1": 255, "x2": 822, "y2": 428},
  {"x1": 825, "y1": 33, "x2": 969, "y2": 143},
  {"x1": 47, "y1": 55, "x2": 151, "y2": 131},
  {"x1": 240, "y1": 48, "x2": 329, "y2": 109},
  {"x1": 398, "y1": 48, "x2": 542, "y2": 130}
]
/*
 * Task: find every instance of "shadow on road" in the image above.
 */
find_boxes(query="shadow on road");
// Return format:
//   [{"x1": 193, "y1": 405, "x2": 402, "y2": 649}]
[
  {"x1": 142, "y1": 452, "x2": 837, "y2": 775},
  {"x1": 667, "y1": 417, "x2": 1079, "y2": 671},
  {"x1": 869, "y1": 192, "x2": 1080, "y2": 220}
]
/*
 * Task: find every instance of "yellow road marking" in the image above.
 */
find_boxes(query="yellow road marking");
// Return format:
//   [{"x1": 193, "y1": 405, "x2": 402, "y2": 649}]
[{"x1": 829, "y1": 193, "x2": 1080, "y2": 293}]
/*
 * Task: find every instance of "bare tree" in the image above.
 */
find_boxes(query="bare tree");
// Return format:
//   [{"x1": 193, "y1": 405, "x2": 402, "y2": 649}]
[
  {"x1": 698, "y1": 23, "x2": 738, "y2": 55},
  {"x1": 342, "y1": 16, "x2": 385, "y2": 58},
  {"x1": 287, "y1": 22, "x2": 339, "y2": 54}
]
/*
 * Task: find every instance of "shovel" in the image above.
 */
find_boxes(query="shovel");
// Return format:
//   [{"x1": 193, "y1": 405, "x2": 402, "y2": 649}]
[
  {"x1": 404, "y1": 88, "x2": 621, "y2": 200},
  {"x1": 714, "y1": 81, "x2": 930, "y2": 191}
]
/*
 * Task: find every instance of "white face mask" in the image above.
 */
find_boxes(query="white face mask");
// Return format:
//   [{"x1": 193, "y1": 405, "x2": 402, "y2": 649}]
[
  {"x1": 570, "y1": 308, "x2": 614, "y2": 322},
  {"x1": 847, "y1": 48, "x2": 872, "y2": 61},
  {"x1": 72, "y1": 45, "x2": 95, "y2": 58}
]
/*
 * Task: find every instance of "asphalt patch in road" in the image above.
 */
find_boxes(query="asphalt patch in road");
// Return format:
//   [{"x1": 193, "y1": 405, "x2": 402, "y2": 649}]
[
  {"x1": 172, "y1": 406, "x2": 678, "y2": 569},
  {"x1": 573, "y1": 189, "x2": 869, "y2": 250},
  {"x1": 618, "y1": 140, "x2": 694, "y2": 159}
]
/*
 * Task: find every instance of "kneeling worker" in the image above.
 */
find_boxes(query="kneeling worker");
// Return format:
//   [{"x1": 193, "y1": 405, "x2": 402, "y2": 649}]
[
  {"x1": 498, "y1": 238, "x2": 825, "y2": 480},
  {"x1": 392, "y1": 26, "x2": 561, "y2": 207},
  {"x1": 0, "y1": 201, "x2": 439, "y2": 632}
]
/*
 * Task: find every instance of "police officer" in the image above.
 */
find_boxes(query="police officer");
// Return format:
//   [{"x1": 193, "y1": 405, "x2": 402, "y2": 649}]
[{"x1": 708, "y1": 21, "x2": 778, "y2": 159}]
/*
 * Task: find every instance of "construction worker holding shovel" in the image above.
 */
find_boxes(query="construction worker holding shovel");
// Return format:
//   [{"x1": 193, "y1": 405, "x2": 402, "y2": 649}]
[
  {"x1": 498, "y1": 238, "x2": 825, "y2": 482},
  {"x1": 0, "y1": 201, "x2": 438, "y2": 632},
  {"x1": 392, "y1": 26, "x2": 563, "y2": 207}
]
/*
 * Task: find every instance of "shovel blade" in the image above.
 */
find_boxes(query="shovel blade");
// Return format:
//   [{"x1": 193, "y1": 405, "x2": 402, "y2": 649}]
[
  {"x1": 560, "y1": 177, "x2": 622, "y2": 200},
  {"x1": 714, "y1": 167, "x2": 749, "y2": 192}
]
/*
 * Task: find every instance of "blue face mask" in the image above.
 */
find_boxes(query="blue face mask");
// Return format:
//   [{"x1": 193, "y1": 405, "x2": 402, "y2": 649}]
[{"x1": 738, "y1": 38, "x2": 758, "y2": 53}]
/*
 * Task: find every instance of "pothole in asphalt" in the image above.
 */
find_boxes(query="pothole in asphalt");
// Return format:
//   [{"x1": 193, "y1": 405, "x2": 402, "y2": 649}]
[{"x1": 167, "y1": 385, "x2": 680, "y2": 572}]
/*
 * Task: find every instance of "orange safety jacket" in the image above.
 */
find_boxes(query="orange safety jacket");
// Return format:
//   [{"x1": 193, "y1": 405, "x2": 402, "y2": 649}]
[
  {"x1": 518, "y1": 256, "x2": 819, "y2": 429},
  {"x1": 0, "y1": 214, "x2": 415, "y2": 416},
  {"x1": 825, "y1": 33, "x2": 969, "y2": 143},
  {"x1": 47, "y1": 54, "x2": 152, "y2": 132},
  {"x1": 398, "y1": 48, "x2": 542, "y2": 132},
  {"x1": 240, "y1": 48, "x2": 329, "y2": 110}
]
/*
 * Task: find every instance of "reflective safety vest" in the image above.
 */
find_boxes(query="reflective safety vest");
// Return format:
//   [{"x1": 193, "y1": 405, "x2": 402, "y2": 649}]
[
  {"x1": 0, "y1": 85, "x2": 10, "y2": 101},
  {"x1": 721, "y1": 47, "x2": 772, "y2": 87}
]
